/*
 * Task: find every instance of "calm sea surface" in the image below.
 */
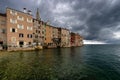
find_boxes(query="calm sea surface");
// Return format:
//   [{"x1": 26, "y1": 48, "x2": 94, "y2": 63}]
[{"x1": 0, "y1": 45, "x2": 120, "y2": 80}]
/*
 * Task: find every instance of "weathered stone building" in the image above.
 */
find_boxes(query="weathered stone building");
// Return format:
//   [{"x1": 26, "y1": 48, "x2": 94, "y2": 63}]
[
  {"x1": 75, "y1": 33, "x2": 83, "y2": 46},
  {"x1": 71, "y1": 32, "x2": 83, "y2": 47},
  {"x1": 33, "y1": 8, "x2": 46, "y2": 46},
  {"x1": 71, "y1": 32, "x2": 76, "y2": 47},
  {"x1": 58, "y1": 28, "x2": 71, "y2": 47},
  {"x1": 52, "y1": 26, "x2": 59, "y2": 47},
  {"x1": 44, "y1": 24, "x2": 54, "y2": 48},
  {"x1": 0, "y1": 13, "x2": 7, "y2": 46}
]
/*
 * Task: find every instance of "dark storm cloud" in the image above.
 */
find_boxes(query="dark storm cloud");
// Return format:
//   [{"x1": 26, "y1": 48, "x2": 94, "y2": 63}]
[
  {"x1": 85, "y1": 0, "x2": 120, "y2": 42},
  {"x1": 1, "y1": 0, "x2": 120, "y2": 43}
]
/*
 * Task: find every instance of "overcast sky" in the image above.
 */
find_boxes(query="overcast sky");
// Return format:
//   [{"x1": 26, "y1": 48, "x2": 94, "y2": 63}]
[{"x1": 0, "y1": 0, "x2": 120, "y2": 44}]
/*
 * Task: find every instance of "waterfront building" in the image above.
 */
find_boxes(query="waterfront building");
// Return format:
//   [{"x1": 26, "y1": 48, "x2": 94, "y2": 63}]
[
  {"x1": 33, "y1": 19, "x2": 41, "y2": 46},
  {"x1": 57, "y1": 28, "x2": 62, "y2": 47},
  {"x1": 6, "y1": 8, "x2": 33, "y2": 48},
  {"x1": 33, "y1": 8, "x2": 45, "y2": 46},
  {"x1": 80, "y1": 36, "x2": 83, "y2": 46},
  {"x1": 41, "y1": 22, "x2": 47, "y2": 46},
  {"x1": 58, "y1": 28, "x2": 71, "y2": 47},
  {"x1": 75, "y1": 33, "x2": 83, "y2": 46},
  {"x1": 71, "y1": 32, "x2": 76, "y2": 47},
  {"x1": 0, "y1": 7, "x2": 83, "y2": 50},
  {"x1": 0, "y1": 13, "x2": 7, "y2": 46},
  {"x1": 52, "y1": 26, "x2": 59, "y2": 47},
  {"x1": 44, "y1": 24, "x2": 54, "y2": 48},
  {"x1": 71, "y1": 32, "x2": 83, "y2": 47}
]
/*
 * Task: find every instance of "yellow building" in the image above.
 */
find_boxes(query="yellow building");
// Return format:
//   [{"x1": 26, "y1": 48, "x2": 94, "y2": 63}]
[
  {"x1": 44, "y1": 24, "x2": 53, "y2": 48},
  {"x1": 52, "y1": 26, "x2": 59, "y2": 47},
  {"x1": 6, "y1": 8, "x2": 33, "y2": 48},
  {"x1": 0, "y1": 7, "x2": 83, "y2": 50}
]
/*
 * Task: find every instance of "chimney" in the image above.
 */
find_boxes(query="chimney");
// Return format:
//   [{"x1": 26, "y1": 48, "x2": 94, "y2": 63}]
[
  {"x1": 47, "y1": 20, "x2": 50, "y2": 25},
  {"x1": 23, "y1": 8, "x2": 27, "y2": 13},
  {"x1": 28, "y1": 10, "x2": 32, "y2": 15}
]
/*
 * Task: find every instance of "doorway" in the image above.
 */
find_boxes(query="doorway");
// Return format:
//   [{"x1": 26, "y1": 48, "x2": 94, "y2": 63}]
[
  {"x1": 0, "y1": 41, "x2": 3, "y2": 46},
  {"x1": 19, "y1": 41, "x2": 24, "y2": 47}
]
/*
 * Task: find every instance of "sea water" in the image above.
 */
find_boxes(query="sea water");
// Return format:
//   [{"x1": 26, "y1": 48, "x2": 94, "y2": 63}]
[{"x1": 0, "y1": 45, "x2": 120, "y2": 80}]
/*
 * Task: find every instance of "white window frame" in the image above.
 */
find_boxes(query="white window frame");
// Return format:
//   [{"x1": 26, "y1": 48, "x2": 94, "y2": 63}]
[
  {"x1": 17, "y1": 16, "x2": 24, "y2": 21},
  {"x1": 10, "y1": 19, "x2": 17, "y2": 24},
  {"x1": 10, "y1": 28, "x2": 17, "y2": 32},
  {"x1": 17, "y1": 24, "x2": 24, "y2": 29},
  {"x1": 11, "y1": 37, "x2": 16, "y2": 42},
  {"x1": 27, "y1": 34, "x2": 32, "y2": 38},
  {"x1": 10, "y1": 10, "x2": 17, "y2": 15},
  {"x1": 27, "y1": 26, "x2": 33, "y2": 30},
  {"x1": 19, "y1": 33, "x2": 24, "y2": 38},
  {"x1": 27, "y1": 18, "x2": 32, "y2": 23}
]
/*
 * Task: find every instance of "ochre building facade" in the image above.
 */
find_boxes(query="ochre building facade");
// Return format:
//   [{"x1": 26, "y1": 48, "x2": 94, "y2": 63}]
[{"x1": 0, "y1": 7, "x2": 83, "y2": 50}]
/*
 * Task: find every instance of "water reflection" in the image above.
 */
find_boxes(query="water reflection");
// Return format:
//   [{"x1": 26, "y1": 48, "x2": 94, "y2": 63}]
[
  {"x1": 19, "y1": 52, "x2": 24, "y2": 59},
  {"x1": 70, "y1": 47, "x2": 76, "y2": 57},
  {"x1": 0, "y1": 45, "x2": 120, "y2": 80}
]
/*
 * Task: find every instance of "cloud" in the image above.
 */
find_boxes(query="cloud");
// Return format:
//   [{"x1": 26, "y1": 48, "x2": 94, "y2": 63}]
[
  {"x1": 53, "y1": 3, "x2": 72, "y2": 14},
  {"x1": 114, "y1": 32, "x2": 120, "y2": 39},
  {"x1": 1, "y1": 0, "x2": 120, "y2": 44}
]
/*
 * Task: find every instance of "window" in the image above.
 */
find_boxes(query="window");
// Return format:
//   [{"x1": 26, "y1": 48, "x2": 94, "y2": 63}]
[
  {"x1": 1, "y1": 29, "x2": 5, "y2": 33},
  {"x1": 27, "y1": 18, "x2": 32, "y2": 23},
  {"x1": 45, "y1": 38, "x2": 46, "y2": 40},
  {"x1": 35, "y1": 35, "x2": 38, "y2": 38},
  {"x1": 10, "y1": 28, "x2": 16, "y2": 32},
  {"x1": 27, "y1": 34, "x2": 32, "y2": 38},
  {"x1": 18, "y1": 24, "x2": 24, "y2": 29},
  {"x1": 10, "y1": 19, "x2": 17, "y2": 24},
  {"x1": 42, "y1": 31, "x2": 44, "y2": 34},
  {"x1": 38, "y1": 26, "x2": 40, "y2": 29},
  {"x1": 0, "y1": 29, "x2": 6, "y2": 33},
  {"x1": 53, "y1": 35, "x2": 55, "y2": 37},
  {"x1": 28, "y1": 42, "x2": 31, "y2": 45},
  {"x1": 19, "y1": 33, "x2": 24, "y2": 38},
  {"x1": 17, "y1": 16, "x2": 24, "y2": 21},
  {"x1": 36, "y1": 30, "x2": 40, "y2": 33},
  {"x1": 27, "y1": 26, "x2": 32, "y2": 30},
  {"x1": 10, "y1": 10, "x2": 17, "y2": 15},
  {"x1": 0, "y1": 42, "x2": 3, "y2": 45},
  {"x1": 0, "y1": 20, "x2": 6, "y2": 25},
  {"x1": 36, "y1": 30, "x2": 38, "y2": 33},
  {"x1": 11, "y1": 37, "x2": 16, "y2": 42},
  {"x1": 10, "y1": 28, "x2": 17, "y2": 33}
]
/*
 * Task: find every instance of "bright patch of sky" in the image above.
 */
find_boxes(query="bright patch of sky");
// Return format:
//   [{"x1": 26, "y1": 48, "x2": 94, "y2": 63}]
[{"x1": 83, "y1": 40, "x2": 107, "y2": 44}]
